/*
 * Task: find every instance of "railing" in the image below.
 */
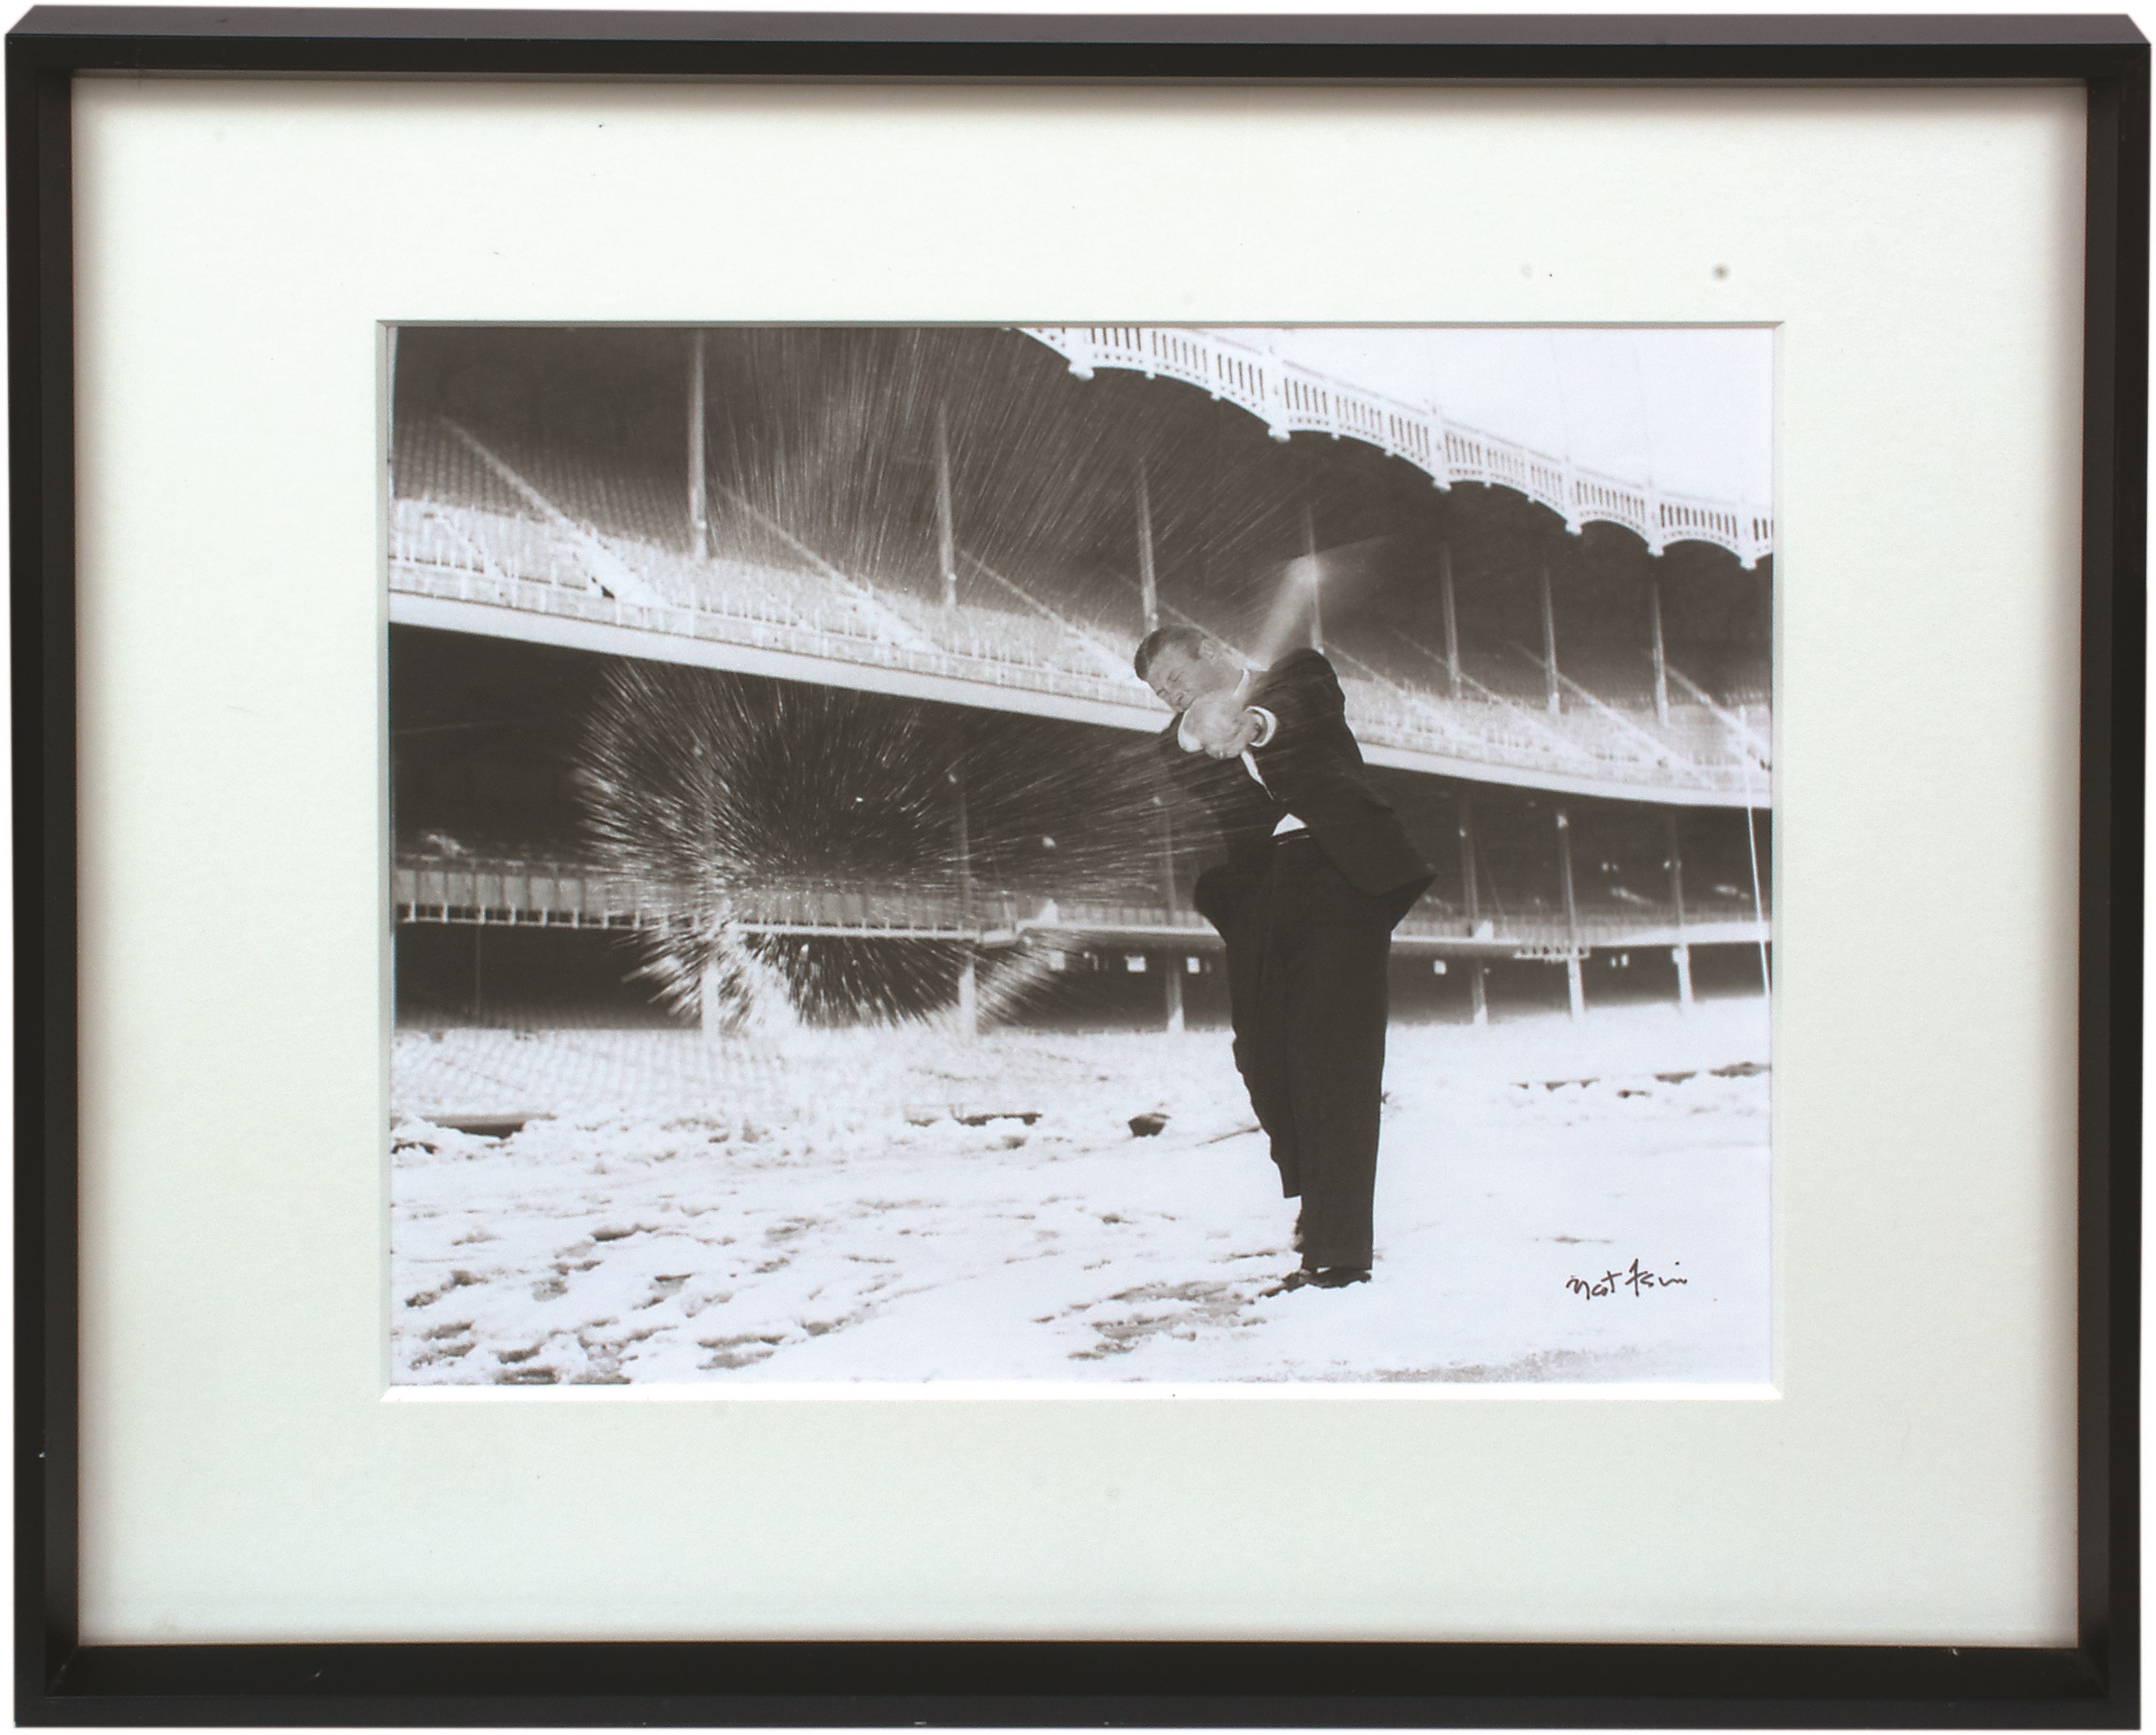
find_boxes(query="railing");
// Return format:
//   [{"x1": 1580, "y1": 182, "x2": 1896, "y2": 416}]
[
  {"x1": 393, "y1": 856, "x2": 1768, "y2": 958},
  {"x1": 396, "y1": 858, "x2": 997, "y2": 937},
  {"x1": 390, "y1": 544, "x2": 1144, "y2": 711},
  {"x1": 1023, "y1": 327, "x2": 1773, "y2": 569},
  {"x1": 390, "y1": 501, "x2": 1773, "y2": 801}
]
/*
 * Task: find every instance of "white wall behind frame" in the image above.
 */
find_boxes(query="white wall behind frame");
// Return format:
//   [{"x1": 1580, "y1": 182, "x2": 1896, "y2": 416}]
[{"x1": 70, "y1": 76, "x2": 2082, "y2": 1644}]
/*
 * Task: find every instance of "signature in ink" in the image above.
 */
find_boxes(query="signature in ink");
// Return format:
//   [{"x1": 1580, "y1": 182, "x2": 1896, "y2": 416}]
[{"x1": 1565, "y1": 1258, "x2": 1687, "y2": 1300}]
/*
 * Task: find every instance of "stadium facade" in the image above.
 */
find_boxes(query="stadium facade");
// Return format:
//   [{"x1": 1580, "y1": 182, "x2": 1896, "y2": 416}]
[{"x1": 386, "y1": 324, "x2": 1773, "y2": 1033}]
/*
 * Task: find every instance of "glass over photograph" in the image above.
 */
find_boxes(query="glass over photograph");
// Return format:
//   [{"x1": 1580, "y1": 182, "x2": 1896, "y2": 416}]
[{"x1": 386, "y1": 324, "x2": 1774, "y2": 1386}]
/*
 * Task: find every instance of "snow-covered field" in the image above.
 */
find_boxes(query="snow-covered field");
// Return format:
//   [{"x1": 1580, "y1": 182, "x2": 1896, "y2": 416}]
[{"x1": 390, "y1": 1000, "x2": 1771, "y2": 1386}]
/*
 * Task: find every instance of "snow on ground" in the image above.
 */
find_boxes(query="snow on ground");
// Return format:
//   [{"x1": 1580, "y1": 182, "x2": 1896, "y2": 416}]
[{"x1": 390, "y1": 1000, "x2": 1770, "y2": 1386}]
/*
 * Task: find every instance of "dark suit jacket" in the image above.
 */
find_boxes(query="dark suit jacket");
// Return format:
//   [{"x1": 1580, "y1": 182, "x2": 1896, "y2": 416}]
[{"x1": 1157, "y1": 648, "x2": 1430, "y2": 906}]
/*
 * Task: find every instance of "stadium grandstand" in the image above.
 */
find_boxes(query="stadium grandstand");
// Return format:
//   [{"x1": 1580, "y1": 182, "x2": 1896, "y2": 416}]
[{"x1": 388, "y1": 324, "x2": 1772, "y2": 1033}]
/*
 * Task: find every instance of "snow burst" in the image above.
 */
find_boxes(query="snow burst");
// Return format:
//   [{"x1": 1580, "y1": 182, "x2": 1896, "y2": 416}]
[{"x1": 574, "y1": 661, "x2": 1171, "y2": 1029}]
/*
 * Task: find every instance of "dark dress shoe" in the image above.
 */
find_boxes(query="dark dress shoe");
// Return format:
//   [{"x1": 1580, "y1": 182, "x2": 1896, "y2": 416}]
[{"x1": 1262, "y1": 1265, "x2": 1371, "y2": 1296}]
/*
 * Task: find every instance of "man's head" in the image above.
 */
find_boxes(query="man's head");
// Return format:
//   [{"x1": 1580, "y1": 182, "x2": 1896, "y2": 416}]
[{"x1": 1134, "y1": 625, "x2": 1241, "y2": 713}]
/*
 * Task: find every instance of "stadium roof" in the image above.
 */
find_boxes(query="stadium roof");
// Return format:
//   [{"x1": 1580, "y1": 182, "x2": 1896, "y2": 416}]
[
  {"x1": 1270, "y1": 327, "x2": 1773, "y2": 505},
  {"x1": 1025, "y1": 326, "x2": 1772, "y2": 564}
]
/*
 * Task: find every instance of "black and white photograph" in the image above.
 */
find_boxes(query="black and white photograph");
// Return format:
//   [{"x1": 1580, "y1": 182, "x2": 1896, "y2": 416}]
[{"x1": 386, "y1": 323, "x2": 1774, "y2": 1386}]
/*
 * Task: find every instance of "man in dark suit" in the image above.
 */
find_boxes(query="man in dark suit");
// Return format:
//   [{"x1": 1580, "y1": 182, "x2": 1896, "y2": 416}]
[{"x1": 1136, "y1": 624, "x2": 1432, "y2": 1290}]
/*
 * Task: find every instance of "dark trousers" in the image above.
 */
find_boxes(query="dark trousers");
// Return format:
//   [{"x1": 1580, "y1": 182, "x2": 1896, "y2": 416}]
[{"x1": 1198, "y1": 836, "x2": 1420, "y2": 1271}]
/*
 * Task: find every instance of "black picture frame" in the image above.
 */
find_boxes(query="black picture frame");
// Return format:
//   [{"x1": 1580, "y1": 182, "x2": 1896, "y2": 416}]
[{"x1": 10, "y1": 10, "x2": 2146, "y2": 1727}]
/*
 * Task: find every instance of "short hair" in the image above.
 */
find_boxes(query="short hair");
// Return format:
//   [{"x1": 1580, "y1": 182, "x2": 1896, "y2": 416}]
[{"x1": 1133, "y1": 623, "x2": 1208, "y2": 681}]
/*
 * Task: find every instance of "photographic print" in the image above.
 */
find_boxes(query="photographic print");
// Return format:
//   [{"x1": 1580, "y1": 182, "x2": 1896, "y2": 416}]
[{"x1": 386, "y1": 324, "x2": 1773, "y2": 1386}]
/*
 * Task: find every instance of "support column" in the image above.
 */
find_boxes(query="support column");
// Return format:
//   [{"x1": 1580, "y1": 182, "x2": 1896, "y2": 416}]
[
  {"x1": 1540, "y1": 565, "x2": 1561, "y2": 715},
  {"x1": 687, "y1": 330, "x2": 710, "y2": 558},
  {"x1": 471, "y1": 923, "x2": 484, "y2": 1022},
  {"x1": 956, "y1": 950, "x2": 978, "y2": 1037},
  {"x1": 1664, "y1": 810, "x2": 1693, "y2": 1014},
  {"x1": 1439, "y1": 542, "x2": 1461, "y2": 698},
  {"x1": 1136, "y1": 461, "x2": 1159, "y2": 634},
  {"x1": 935, "y1": 401, "x2": 958, "y2": 609},
  {"x1": 1159, "y1": 801, "x2": 1183, "y2": 1032},
  {"x1": 951, "y1": 718, "x2": 977, "y2": 1038},
  {"x1": 1745, "y1": 801, "x2": 1772, "y2": 996},
  {"x1": 699, "y1": 955, "x2": 725, "y2": 1038},
  {"x1": 1556, "y1": 807, "x2": 1584, "y2": 1022},
  {"x1": 1459, "y1": 794, "x2": 1488, "y2": 1026},
  {"x1": 1648, "y1": 573, "x2": 1670, "y2": 725},
  {"x1": 1303, "y1": 503, "x2": 1322, "y2": 651}
]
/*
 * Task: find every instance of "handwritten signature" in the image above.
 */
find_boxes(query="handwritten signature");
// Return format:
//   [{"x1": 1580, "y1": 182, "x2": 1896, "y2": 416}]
[{"x1": 1566, "y1": 1258, "x2": 1687, "y2": 1300}]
